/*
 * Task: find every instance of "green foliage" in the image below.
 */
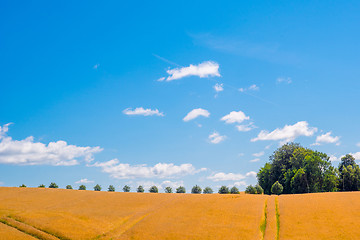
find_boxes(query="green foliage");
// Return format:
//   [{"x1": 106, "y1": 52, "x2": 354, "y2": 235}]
[
  {"x1": 149, "y1": 185, "x2": 158, "y2": 193},
  {"x1": 257, "y1": 142, "x2": 339, "y2": 194},
  {"x1": 230, "y1": 186, "x2": 240, "y2": 194},
  {"x1": 123, "y1": 185, "x2": 130, "y2": 192},
  {"x1": 108, "y1": 185, "x2": 115, "y2": 192},
  {"x1": 164, "y1": 186, "x2": 172, "y2": 193},
  {"x1": 245, "y1": 185, "x2": 256, "y2": 194},
  {"x1": 191, "y1": 185, "x2": 202, "y2": 194},
  {"x1": 255, "y1": 184, "x2": 264, "y2": 194},
  {"x1": 78, "y1": 185, "x2": 86, "y2": 190},
  {"x1": 176, "y1": 186, "x2": 186, "y2": 193},
  {"x1": 271, "y1": 181, "x2": 283, "y2": 195},
  {"x1": 137, "y1": 185, "x2": 144, "y2": 193},
  {"x1": 93, "y1": 184, "x2": 102, "y2": 191},
  {"x1": 203, "y1": 187, "x2": 213, "y2": 194},
  {"x1": 66, "y1": 185, "x2": 73, "y2": 189},
  {"x1": 218, "y1": 186, "x2": 229, "y2": 194},
  {"x1": 338, "y1": 154, "x2": 360, "y2": 191},
  {"x1": 48, "y1": 182, "x2": 58, "y2": 188},
  {"x1": 38, "y1": 184, "x2": 45, "y2": 188},
  {"x1": 19, "y1": 184, "x2": 26, "y2": 188}
]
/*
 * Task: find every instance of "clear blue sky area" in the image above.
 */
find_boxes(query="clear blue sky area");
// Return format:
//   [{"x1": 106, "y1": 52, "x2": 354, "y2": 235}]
[{"x1": 1, "y1": 1, "x2": 359, "y2": 191}]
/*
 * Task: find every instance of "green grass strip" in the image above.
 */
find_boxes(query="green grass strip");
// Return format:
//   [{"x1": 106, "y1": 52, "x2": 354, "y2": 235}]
[
  {"x1": 275, "y1": 197, "x2": 280, "y2": 240},
  {"x1": 260, "y1": 198, "x2": 268, "y2": 239}
]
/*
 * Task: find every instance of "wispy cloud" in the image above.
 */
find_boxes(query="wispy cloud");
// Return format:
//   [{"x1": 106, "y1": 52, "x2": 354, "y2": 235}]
[
  {"x1": 123, "y1": 107, "x2": 164, "y2": 117},
  {"x1": 75, "y1": 178, "x2": 94, "y2": 184},
  {"x1": 208, "y1": 132, "x2": 226, "y2": 144},
  {"x1": 252, "y1": 151, "x2": 264, "y2": 157},
  {"x1": 183, "y1": 108, "x2": 210, "y2": 122},
  {"x1": 236, "y1": 122, "x2": 257, "y2": 132},
  {"x1": 207, "y1": 171, "x2": 256, "y2": 181},
  {"x1": 277, "y1": 77, "x2": 292, "y2": 84},
  {"x1": 0, "y1": 123, "x2": 102, "y2": 166},
  {"x1": 90, "y1": 159, "x2": 206, "y2": 179},
  {"x1": 165, "y1": 61, "x2": 220, "y2": 81},
  {"x1": 214, "y1": 83, "x2": 224, "y2": 92},
  {"x1": 239, "y1": 84, "x2": 259, "y2": 92},
  {"x1": 250, "y1": 158, "x2": 260, "y2": 162},
  {"x1": 251, "y1": 121, "x2": 317, "y2": 144}
]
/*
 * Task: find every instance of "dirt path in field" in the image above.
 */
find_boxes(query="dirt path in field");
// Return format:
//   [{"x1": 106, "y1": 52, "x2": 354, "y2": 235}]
[
  {"x1": 0, "y1": 216, "x2": 60, "y2": 240},
  {"x1": 263, "y1": 196, "x2": 277, "y2": 240}
]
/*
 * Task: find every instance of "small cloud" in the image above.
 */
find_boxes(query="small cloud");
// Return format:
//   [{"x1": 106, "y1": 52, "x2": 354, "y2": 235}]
[
  {"x1": 123, "y1": 107, "x2": 164, "y2": 117},
  {"x1": 75, "y1": 178, "x2": 94, "y2": 184},
  {"x1": 207, "y1": 171, "x2": 256, "y2": 181},
  {"x1": 252, "y1": 151, "x2": 264, "y2": 157},
  {"x1": 208, "y1": 132, "x2": 226, "y2": 144},
  {"x1": 183, "y1": 108, "x2": 210, "y2": 122},
  {"x1": 313, "y1": 132, "x2": 340, "y2": 146},
  {"x1": 250, "y1": 158, "x2": 260, "y2": 162},
  {"x1": 351, "y1": 152, "x2": 360, "y2": 161},
  {"x1": 213, "y1": 83, "x2": 224, "y2": 92},
  {"x1": 93, "y1": 64, "x2": 100, "y2": 69},
  {"x1": 157, "y1": 77, "x2": 166, "y2": 82},
  {"x1": 251, "y1": 121, "x2": 317, "y2": 144},
  {"x1": 356, "y1": 142, "x2": 360, "y2": 147},
  {"x1": 277, "y1": 77, "x2": 292, "y2": 84},
  {"x1": 245, "y1": 171, "x2": 257, "y2": 177},
  {"x1": 236, "y1": 122, "x2": 256, "y2": 132},
  {"x1": 265, "y1": 144, "x2": 272, "y2": 150},
  {"x1": 233, "y1": 181, "x2": 247, "y2": 187},
  {"x1": 165, "y1": 61, "x2": 221, "y2": 81},
  {"x1": 221, "y1": 110, "x2": 250, "y2": 124},
  {"x1": 239, "y1": 84, "x2": 259, "y2": 92},
  {"x1": 329, "y1": 155, "x2": 339, "y2": 162}
]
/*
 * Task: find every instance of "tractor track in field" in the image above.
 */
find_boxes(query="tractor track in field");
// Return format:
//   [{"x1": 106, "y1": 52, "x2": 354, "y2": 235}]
[{"x1": 262, "y1": 196, "x2": 280, "y2": 240}]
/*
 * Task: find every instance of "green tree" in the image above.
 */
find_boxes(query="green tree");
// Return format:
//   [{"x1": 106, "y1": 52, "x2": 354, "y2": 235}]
[
  {"x1": 338, "y1": 154, "x2": 360, "y2": 191},
  {"x1": 203, "y1": 187, "x2": 213, "y2": 194},
  {"x1": 123, "y1": 185, "x2": 130, "y2": 192},
  {"x1": 94, "y1": 184, "x2": 102, "y2": 191},
  {"x1": 79, "y1": 185, "x2": 86, "y2": 190},
  {"x1": 245, "y1": 185, "x2": 256, "y2": 194},
  {"x1": 149, "y1": 186, "x2": 158, "y2": 193},
  {"x1": 108, "y1": 185, "x2": 115, "y2": 192},
  {"x1": 164, "y1": 186, "x2": 172, "y2": 193},
  {"x1": 290, "y1": 168, "x2": 308, "y2": 194},
  {"x1": 255, "y1": 184, "x2": 264, "y2": 194},
  {"x1": 218, "y1": 186, "x2": 229, "y2": 194},
  {"x1": 230, "y1": 186, "x2": 240, "y2": 194},
  {"x1": 19, "y1": 184, "x2": 26, "y2": 188},
  {"x1": 176, "y1": 186, "x2": 186, "y2": 193},
  {"x1": 38, "y1": 184, "x2": 45, "y2": 188},
  {"x1": 271, "y1": 181, "x2": 283, "y2": 195},
  {"x1": 48, "y1": 182, "x2": 58, "y2": 188},
  {"x1": 191, "y1": 185, "x2": 202, "y2": 194},
  {"x1": 137, "y1": 185, "x2": 144, "y2": 193},
  {"x1": 66, "y1": 185, "x2": 73, "y2": 189}
]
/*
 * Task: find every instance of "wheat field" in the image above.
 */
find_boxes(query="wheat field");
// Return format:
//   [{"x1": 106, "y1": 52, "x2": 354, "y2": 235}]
[{"x1": 1, "y1": 187, "x2": 360, "y2": 240}]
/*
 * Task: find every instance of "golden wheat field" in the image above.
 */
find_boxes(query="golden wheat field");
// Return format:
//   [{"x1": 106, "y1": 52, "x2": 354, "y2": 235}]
[{"x1": 0, "y1": 187, "x2": 360, "y2": 240}]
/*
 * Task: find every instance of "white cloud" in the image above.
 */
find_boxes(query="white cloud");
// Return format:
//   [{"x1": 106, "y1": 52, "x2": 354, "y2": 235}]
[
  {"x1": 183, "y1": 108, "x2": 210, "y2": 122},
  {"x1": 123, "y1": 107, "x2": 164, "y2": 116},
  {"x1": 160, "y1": 180, "x2": 184, "y2": 190},
  {"x1": 91, "y1": 159, "x2": 206, "y2": 179},
  {"x1": 277, "y1": 77, "x2": 292, "y2": 84},
  {"x1": 313, "y1": 132, "x2": 340, "y2": 146},
  {"x1": 233, "y1": 181, "x2": 247, "y2": 187},
  {"x1": 208, "y1": 132, "x2": 226, "y2": 144},
  {"x1": 165, "y1": 61, "x2": 220, "y2": 81},
  {"x1": 207, "y1": 171, "x2": 256, "y2": 182},
  {"x1": 236, "y1": 122, "x2": 256, "y2": 132},
  {"x1": 157, "y1": 77, "x2": 165, "y2": 82},
  {"x1": 329, "y1": 155, "x2": 339, "y2": 162},
  {"x1": 213, "y1": 83, "x2": 224, "y2": 92},
  {"x1": 251, "y1": 121, "x2": 317, "y2": 143},
  {"x1": 253, "y1": 151, "x2": 264, "y2": 157},
  {"x1": 0, "y1": 123, "x2": 102, "y2": 166},
  {"x1": 250, "y1": 158, "x2": 260, "y2": 162},
  {"x1": 239, "y1": 84, "x2": 259, "y2": 92},
  {"x1": 75, "y1": 178, "x2": 94, "y2": 184},
  {"x1": 221, "y1": 110, "x2": 250, "y2": 124},
  {"x1": 357, "y1": 143, "x2": 360, "y2": 147},
  {"x1": 351, "y1": 152, "x2": 360, "y2": 161}
]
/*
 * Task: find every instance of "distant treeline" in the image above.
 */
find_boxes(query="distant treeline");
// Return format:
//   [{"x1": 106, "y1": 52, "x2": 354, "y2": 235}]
[
  {"x1": 255, "y1": 142, "x2": 360, "y2": 195},
  {"x1": 18, "y1": 183, "x2": 248, "y2": 195}
]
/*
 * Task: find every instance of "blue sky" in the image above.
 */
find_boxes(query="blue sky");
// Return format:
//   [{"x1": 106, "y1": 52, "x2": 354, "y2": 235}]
[{"x1": 1, "y1": 1, "x2": 360, "y2": 191}]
